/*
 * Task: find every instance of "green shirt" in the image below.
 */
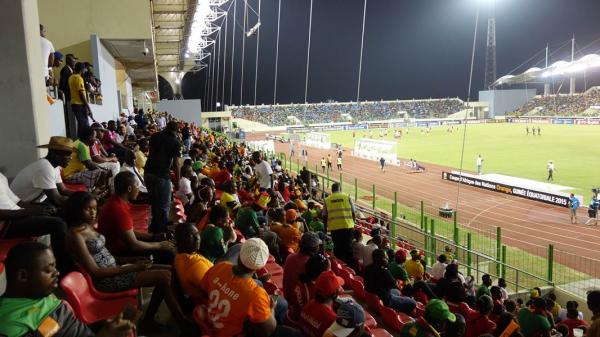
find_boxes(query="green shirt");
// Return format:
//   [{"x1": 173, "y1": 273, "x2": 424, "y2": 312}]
[
  {"x1": 389, "y1": 261, "x2": 409, "y2": 281},
  {"x1": 517, "y1": 308, "x2": 551, "y2": 337},
  {"x1": 0, "y1": 294, "x2": 62, "y2": 337},
  {"x1": 235, "y1": 206, "x2": 260, "y2": 238},
  {"x1": 308, "y1": 219, "x2": 325, "y2": 232},
  {"x1": 301, "y1": 210, "x2": 314, "y2": 225},
  {"x1": 476, "y1": 284, "x2": 491, "y2": 299}
]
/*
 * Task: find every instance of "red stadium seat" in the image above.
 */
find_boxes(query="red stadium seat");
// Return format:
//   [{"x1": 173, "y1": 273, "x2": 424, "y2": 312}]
[
  {"x1": 365, "y1": 292, "x2": 384, "y2": 315},
  {"x1": 350, "y1": 277, "x2": 366, "y2": 301},
  {"x1": 76, "y1": 265, "x2": 139, "y2": 300},
  {"x1": 60, "y1": 272, "x2": 139, "y2": 325},
  {"x1": 413, "y1": 301, "x2": 426, "y2": 318},
  {"x1": 337, "y1": 267, "x2": 355, "y2": 289},
  {"x1": 381, "y1": 306, "x2": 414, "y2": 331},
  {"x1": 63, "y1": 182, "x2": 87, "y2": 192},
  {"x1": 368, "y1": 328, "x2": 394, "y2": 337},
  {"x1": 130, "y1": 203, "x2": 150, "y2": 232}
]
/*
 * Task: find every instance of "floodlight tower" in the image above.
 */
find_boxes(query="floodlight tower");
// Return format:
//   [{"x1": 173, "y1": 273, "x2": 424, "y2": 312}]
[{"x1": 483, "y1": 0, "x2": 497, "y2": 90}]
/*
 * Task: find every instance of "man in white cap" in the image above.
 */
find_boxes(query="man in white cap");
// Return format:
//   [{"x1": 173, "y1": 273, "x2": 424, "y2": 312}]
[{"x1": 199, "y1": 238, "x2": 301, "y2": 337}]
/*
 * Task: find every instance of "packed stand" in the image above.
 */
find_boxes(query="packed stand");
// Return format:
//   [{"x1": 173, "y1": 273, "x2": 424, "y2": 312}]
[
  {"x1": 231, "y1": 98, "x2": 467, "y2": 126},
  {"x1": 512, "y1": 88, "x2": 600, "y2": 117},
  {"x1": 1, "y1": 109, "x2": 597, "y2": 337}
]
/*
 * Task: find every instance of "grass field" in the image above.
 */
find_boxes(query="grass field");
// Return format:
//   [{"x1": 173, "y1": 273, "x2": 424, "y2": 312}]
[{"x1": 325, "y1": 123, "x2": 600, "y2": 197}]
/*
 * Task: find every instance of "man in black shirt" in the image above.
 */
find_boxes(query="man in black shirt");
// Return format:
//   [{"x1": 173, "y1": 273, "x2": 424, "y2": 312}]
[
  {"x1": 363, "y1": 249, "x2": 416, "y2": 315},
  {"x1": 59, "y1": 53, "x2": 77, "y2": 137},
  {"x1": 144, "y1": 121, "x2": 181, "y2": 233}
]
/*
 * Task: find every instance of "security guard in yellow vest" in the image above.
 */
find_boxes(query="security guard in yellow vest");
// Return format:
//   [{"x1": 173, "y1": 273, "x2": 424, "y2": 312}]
[{"x1": 322, "y1": 182, "x2": 356, "y2": 266}]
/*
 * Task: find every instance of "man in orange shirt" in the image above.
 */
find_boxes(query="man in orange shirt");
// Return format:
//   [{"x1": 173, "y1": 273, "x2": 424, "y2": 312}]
[
  {"x1": 199, "y1": 238, "x2": 301, "y2": 337},
  {"x1": 270, "y1": 208, "x2": 301, "y2": 253},
  {"x1": 174, "y1": 223, "x2": 213, "y2": 305}
]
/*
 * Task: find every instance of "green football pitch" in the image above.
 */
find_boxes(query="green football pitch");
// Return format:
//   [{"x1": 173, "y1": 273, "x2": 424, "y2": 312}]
[{"x1": 323, "y1": 123, "x2": 600, "y2": 197}]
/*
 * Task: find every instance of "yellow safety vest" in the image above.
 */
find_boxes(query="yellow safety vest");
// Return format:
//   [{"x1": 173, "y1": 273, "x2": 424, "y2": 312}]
[{"x1": 324, "y1": 192, "x2": 354, "y2": 231}]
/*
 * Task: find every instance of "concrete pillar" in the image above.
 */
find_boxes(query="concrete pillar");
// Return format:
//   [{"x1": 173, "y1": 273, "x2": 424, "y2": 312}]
[
  {"x1": 569, "y1": 77, "x2": 576, "y2": 95},
  {"x1": 0, "y1": 0, "x2": 50, "y2": 177},
  {"x1": 544, "y1": 83, "x2": 551, "y2": 96}
]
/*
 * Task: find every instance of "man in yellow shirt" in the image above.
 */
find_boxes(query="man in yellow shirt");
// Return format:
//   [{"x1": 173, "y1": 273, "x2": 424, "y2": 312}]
[
  {"x1": 404, "y1": 249, "x2": 425, "y2": 280},
  {"x1": 174, "y1": 223, "x2": 213, "y2": 304},
  {"x1": 69, "y1": 62, "x2": 95, "y2": 139}
]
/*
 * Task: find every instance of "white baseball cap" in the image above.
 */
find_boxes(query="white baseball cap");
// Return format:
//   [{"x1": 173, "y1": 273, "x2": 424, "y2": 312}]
[{"x1": 239, "y1": 238, "x2": 269, "y2": 270}]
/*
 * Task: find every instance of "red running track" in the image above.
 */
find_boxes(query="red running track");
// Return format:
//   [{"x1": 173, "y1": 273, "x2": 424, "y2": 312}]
[{"x1": 248, "y1": 134, "x2": 600, "y2": 278}]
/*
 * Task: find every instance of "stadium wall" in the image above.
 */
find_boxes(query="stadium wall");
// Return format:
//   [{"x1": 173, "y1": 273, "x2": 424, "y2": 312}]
[{"x1": 480, "y1": 89, "x2": 537, "y2": 117}]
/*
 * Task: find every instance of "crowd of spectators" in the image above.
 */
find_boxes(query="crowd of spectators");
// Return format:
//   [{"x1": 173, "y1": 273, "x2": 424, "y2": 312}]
[
  {"x1": 231, "y1": 98, "x2": 467, "y2": 126},
  {"x1": 1, "y1": 105, "x2": 599, "y2": 337},
  {"x1": 512, "y1": 88, "x2": 600, "y2": 117}
]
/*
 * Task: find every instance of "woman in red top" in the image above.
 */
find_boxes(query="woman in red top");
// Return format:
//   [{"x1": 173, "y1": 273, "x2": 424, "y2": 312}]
[
  {"x1": 465, "y1": 295, "x2": 497, "y2": 337},
  {"x1": 288, "y1": 253, "x2": 330, "y2": 321}
]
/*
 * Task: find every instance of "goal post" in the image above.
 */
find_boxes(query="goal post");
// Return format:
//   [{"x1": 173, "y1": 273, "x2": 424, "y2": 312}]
[
  {"x1": 303, "y1": 132, "x2": 331, "y2": 149},
  {"x1": 353, "y1": 138, "x2": 398, "y2": 165}
]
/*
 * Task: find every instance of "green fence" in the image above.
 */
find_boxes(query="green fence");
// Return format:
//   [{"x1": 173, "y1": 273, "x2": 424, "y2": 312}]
[{"x1": 274, "y1": 151, "x2": 600, "y2": 298}]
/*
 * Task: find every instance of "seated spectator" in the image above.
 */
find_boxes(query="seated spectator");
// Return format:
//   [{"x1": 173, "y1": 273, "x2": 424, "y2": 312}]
[
  {"x1": 323, "y1": 300, "x2": 370, "y2": 337},
  {"x1": 517, "y1": 297, "x2": 552, "y2": 337},
  {"x1": 477, "y1": 274, "x2": 493, "y2": 299},
  {"x1": 586, "y1": 290, "x2": 600, "y2": 337},
  {"x1": 199, "y1": 238, "x2": 301, "y2": 337},
  {"x1": 389, "y1": 249, "x2": 409, "y2": 282},
  {"x1": 404, "y1": 249, "x2": 425, "y2": 280},
  {"x1": 11, "y1": 136, "x2": 75, "y2": 206},
  {"x1": 0, "y1": 172, "x2": 70, "y2": 274},
  {"x1": 435, "y1": 262, "x2": 468, "y2": 298},
  {"x1": 308, "y1": 212, "x2": 325, "y2": 233},
  {"x1": 289, "y1": 253, "x2": 330, "y2": 320},
  {"x1": 63, "y1": 192, "x2": 188, "y2": 331},
  {"x1": 89, "y1": 124, "x2": 120, "y2": 187},
  {"x1": 446, "y1": 281, "x2": 477, "y2": 320},
  {"x1": 494, "y1": 312, "x2": 522, "y2": 337},
  {"x1": 351, "y1": 229, "x2": 366, "y2": 264},
  {"x1": 364, "y1": 248, "x2": 416, "y2": 314},
  {"x1": 173, "y1": 223, "x2": 213, "y2": 304},
  {"x1": 301, "y1": 200, "x2": 318, "y2": 224},
  {"x1": 505, "y1": 300, "x2": 518, "y2": 316},
  {"x1": 120, "y1": 150, "x2": 147, "y2": 194},
  {"x1": 557, "y1": 301, "x2": 584, "y2": 322},
  {"x1": 213, "y1": 161, "x2": 232, "y2": 189},
  {"x1": 0, "y1": 242, "x2": 135, "y2": 337},
  {"x1": 546, "y1": 293, "x2": 561, "y2": 319},
  {"x1": 199, "y1": 206, "x2": 237, "y2": 263},
  {"x1": 431, "y1": 254, "x2": 448, "y2": 281},
  {"x1": 97, "y1": 172, "x2": 175, "y2": 264},
  {"x1": 102, "y1": 120, "x2": 128, "y2": 159},
  {"x1": 490, "y1": 286, "x2": 506, "y2": 322},
  {"x1": 400, "y1": 299, "x2": 457, "y2": 337},
  {"x1": 63, "y1": 128, "x2": 109, "y2": 191},
  {"x1": 299, "y1": 270, "x2": 344, "y2": 337},
  {"x1": 360, "y1": 234, "x2": 381, "y2": 266},
  {"x1": 134, "y1": 137, "x2": 149, "y2": 175},
  {"x1": 176, "y1": 163, "x2": 197, "y2": 207},
  {"x1": 283, "y1": 232, "x2": 322, "y2": 298},
  {"x1": 466, "y1": 295, "x2": 497, "y2": 337},
  {"x1": 219, "y1": 180, "x2": 240, "y2": 217},
  {"x1": 270, "y1": 207, "x2": 302, "y2": 254},
  {"x1": 560, "y1": 308, "x2": 589, "y2": 337}
]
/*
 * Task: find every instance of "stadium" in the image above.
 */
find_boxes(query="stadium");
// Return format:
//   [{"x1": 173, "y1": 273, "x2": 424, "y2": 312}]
[{"x1": 1, "y1": 0, "x2": 600, "y2": 337}]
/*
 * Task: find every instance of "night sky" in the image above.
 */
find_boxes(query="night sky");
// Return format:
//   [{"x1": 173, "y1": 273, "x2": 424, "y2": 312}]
[{"x1": 180, "y1": 0, "x2": 600, "y2": 111}]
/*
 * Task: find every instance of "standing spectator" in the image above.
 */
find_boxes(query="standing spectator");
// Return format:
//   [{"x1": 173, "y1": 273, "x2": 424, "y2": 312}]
[
  {"x1": 69, "y1": 62, "x2": 94, "y2": 139},
  {"x1": 322, "y1": 182, "x2": 356, "y2": 267},
  {"x1": 321, "y1": 157, "x2": 326, "y2": 173},
  {"x1": 337, "y1": 156, "x2": 342, "y2": 171},
  {"x1": 547, "y1": 161, "x2": 555, "y2": 182},
  {"x1": 10, "y1": 136, "x2": 74, "y2": 206},
  {"x1": 145, "y1": 121, "x2": 181, "y2": 233},
  {"x1": 327, "y1": 154, "x2": 333, "y2": 171},
  {"x1": 135, "y1": 109, "x2": 148, "y2": 132},
  {"x1": 477, "y1": 274, "x2": 493, "y2": 299},
  {"x1": 156, "y1": 112, "x2": 167, "y2": 130},
  {"x1": 476, "y1": 155, "x2": 484, "y2": 175},
  {"x1": 59, "y1": 53, "x2": 77, "y2": 137},
  {"x1": 380, "y1": 157, "x2": 386, "y2": 172},
  {"x1": 364, "y1": 249, "x2": 416, "y2": 314},
  {"x1": 498, "y1": 278, "x2": 509, "y2": 301},
  {"x1": 517, "y1": 297, "x2": 552, "y2": 337},
  {"x1": 587, "y1": 290, "x2": 600, "y2": 337},
  {"x1": 585, "y1": 195, "x2": 599, "y2": 226},
  {"x1": 569, "y1": 193, "x2": 580, "y2": 224},
  {"x1": 253, "y1": 151, "x2": 274, "y2": 190},
  {"x1": 40, "y1": 24, "x2": 54, "y2": 84}
]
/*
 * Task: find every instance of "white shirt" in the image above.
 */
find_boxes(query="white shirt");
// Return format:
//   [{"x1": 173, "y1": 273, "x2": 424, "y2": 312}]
[
  {"x1": 120, "y1": 164, "x2": 147, "y2": 194},
  {"x1": 337, "y1": 157, "x2": 342, "y2": 165},
  {"x1": 175, "y1": 177, "x2": 193, "y2": 205},
  {"x1": 431, "y1": 262, "x2": 447, "y2": 280},
  {"x1": 254, "y1": 160, "x2": 273, "y2": 189},
  {"x1": 476, "y1": 157, "x2": 483, "y2": 166},
  {"x1": 557, "y1": 308, "x2": 584, "y2": 321},
  {"x1": 157, "y1": 116, "x2": 166, "y2": 129},
  {"x1": 10, "y1": 159, "x2": 62, "y2": 202},
  {"x1": 40, "y1": 37, "x2": 54, "y2": 78},
  {"x1": 548, "y1": 163, "x2": 555, "y2": 171},
  {"x1": 360, "y1": 243, "x2": 379, "y2": 266}
]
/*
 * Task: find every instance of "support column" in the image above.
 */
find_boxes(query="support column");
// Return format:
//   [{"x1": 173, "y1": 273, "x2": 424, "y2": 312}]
[{"x1": 0, "y1": 0, "x2": 50, "y2": 177}]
